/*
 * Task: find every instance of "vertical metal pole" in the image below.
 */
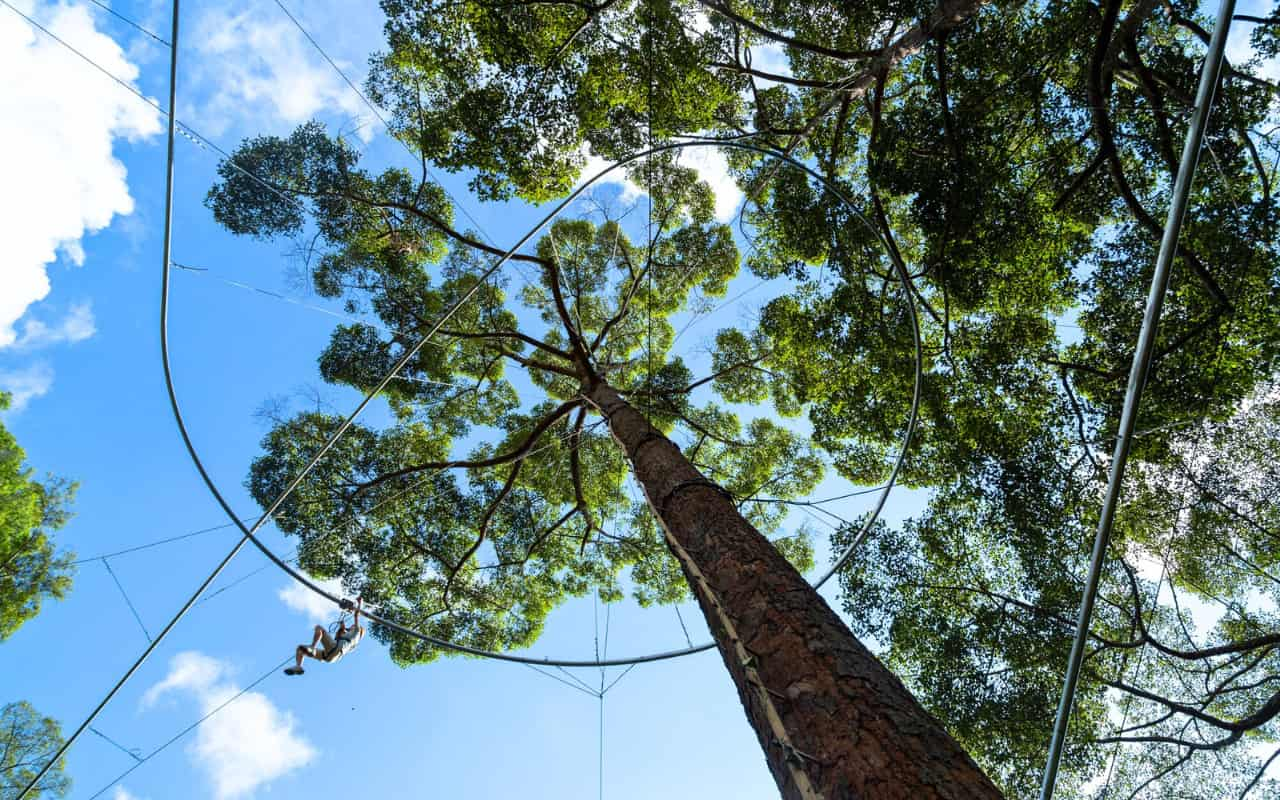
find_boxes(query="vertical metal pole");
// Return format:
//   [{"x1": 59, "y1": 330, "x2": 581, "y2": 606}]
[
  {"x1": 15, "y1": 5, "x2": 253, "y2": 799},
  {"x1": 1037, "y1": 2, "x2": 1236, "y2": 798}
]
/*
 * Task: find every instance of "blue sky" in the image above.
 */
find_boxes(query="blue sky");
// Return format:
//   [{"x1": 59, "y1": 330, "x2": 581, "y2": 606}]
[
  {"x1": 3, "y1": 1, "x2": 1277, "y2": 799},
  {"x1": 0, "y1": 2, "x2": 925, "y2": 799}
]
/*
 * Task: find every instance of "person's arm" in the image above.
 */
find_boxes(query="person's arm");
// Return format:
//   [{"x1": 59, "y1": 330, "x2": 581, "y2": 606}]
[{"x1": 353, "y1": 597, "x2": 363, "y2": 631}]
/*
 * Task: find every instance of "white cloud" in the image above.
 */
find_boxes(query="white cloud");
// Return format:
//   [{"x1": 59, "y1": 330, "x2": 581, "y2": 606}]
[
  {"x1": 747, "y1": 41, "x2": 793, "y2": 81},
  {"x1": 11, "y1": 302, "x2": 96, "y2": 349},
  {"x1": 113, "y1": 787, "x2": 145, "y2": 800},
  {"x1": 142, "y1": 651, "x2": 316, "y2": 800},
  {"x1": 578, "y1": 144, "x2": 744, "y2": 223},
  {"x1": 0, "y1": 1, "x2": 160, "y2": 349},
  {"x1": 141, "y1": 650, "x2": 227, "y2": 708},
  {"x1": 184, "y1": 2, "x2": 374, "y2": 139},
  {"x1": 578, "y1": 144, "x2": 645, "y2": 206},
  {"x1": 0, "y1": 364, "x2": 55, "y2": 412},
  {"x1": 277, "y1": 577, "x2": 346, "y2": 619},
  {"x1": 677, "y1": 146, "x2": 744, "y2": 223}
]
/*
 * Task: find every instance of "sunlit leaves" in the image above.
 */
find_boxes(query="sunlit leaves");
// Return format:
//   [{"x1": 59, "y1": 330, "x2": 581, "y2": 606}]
[
  {"x1": 211, "y1": 108, "x2": 826, "y2": 667},
  {"x1": 0, "y1": 701, "x2": 70, "y2": 799},
  {"x1": 0, "y1": 392, "x2": 76, "y2": 643}
]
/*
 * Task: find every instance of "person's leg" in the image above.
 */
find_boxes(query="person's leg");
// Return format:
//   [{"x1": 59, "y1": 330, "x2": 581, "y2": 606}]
[
  {"x1": 286, "y1": 627, "x2": 332, "y2": 676},
  {"x1": 285, "y1": 644, "x2": 312, "y2": 676}
]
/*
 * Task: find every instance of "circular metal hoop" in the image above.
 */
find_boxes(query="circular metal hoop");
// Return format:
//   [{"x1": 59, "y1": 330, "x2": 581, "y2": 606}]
[{"x1": 166, "y1": 138, "x2": 923, "y2": 667}]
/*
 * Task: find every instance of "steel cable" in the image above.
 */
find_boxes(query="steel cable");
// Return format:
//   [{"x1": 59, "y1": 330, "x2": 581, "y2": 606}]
[{"x1": 164, "y1": 138, "x2": 924, "y2": 666}]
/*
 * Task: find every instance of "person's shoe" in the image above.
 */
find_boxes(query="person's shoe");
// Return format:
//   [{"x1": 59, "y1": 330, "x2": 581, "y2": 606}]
[{"x1": 284, "y1": 666, "x2": 304, "y2": 676}]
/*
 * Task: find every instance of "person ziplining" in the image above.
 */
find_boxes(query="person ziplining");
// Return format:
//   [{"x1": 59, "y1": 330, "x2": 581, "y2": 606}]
[{"x1": 284, "y1": 597, "x2": 365, "y2": 676}]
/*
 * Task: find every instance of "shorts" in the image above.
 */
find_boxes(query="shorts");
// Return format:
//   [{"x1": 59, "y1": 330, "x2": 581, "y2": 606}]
[{"x1": 301, "y1": 629, "x2": 343, "y2": 662}]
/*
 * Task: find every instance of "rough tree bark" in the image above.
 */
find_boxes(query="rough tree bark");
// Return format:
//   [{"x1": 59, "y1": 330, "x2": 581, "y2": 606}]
[{"x1": 584, "y1": 379, "x2": 1003, "y2": 800}]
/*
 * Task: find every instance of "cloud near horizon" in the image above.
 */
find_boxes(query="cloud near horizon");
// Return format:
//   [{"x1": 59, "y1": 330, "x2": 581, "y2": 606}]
[{"x1": 142, "y1": 651, "x2": 316, "y2": 800}]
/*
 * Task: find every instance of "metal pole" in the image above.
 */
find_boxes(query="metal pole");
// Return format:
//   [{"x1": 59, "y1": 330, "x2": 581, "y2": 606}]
[
  {"x1": 14, "y1": 6, "x2": 255, "y2": 799},
  {"x1": 1037, "y1": 2, "x2": 1236, "y2": 797}
]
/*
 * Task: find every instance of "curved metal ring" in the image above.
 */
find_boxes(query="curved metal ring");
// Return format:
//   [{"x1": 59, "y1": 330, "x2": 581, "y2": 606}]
[{"x1": 164, "y1": 138, "x2": 923, "y2": 667}]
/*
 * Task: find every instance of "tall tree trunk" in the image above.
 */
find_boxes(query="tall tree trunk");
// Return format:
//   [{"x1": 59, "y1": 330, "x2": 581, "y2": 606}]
[{"x1": 585, "y1": 379, "x2": 1003, "y2": 800}]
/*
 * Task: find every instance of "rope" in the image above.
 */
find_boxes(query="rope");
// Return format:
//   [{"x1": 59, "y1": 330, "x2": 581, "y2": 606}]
[
  {"x1": 595, "y1": 593, "x2": 605, "y2": 800},
  {"x1": 270, "y1": 0, "x2": 385, "y2": 130},
  {"x1": 17, "y1": 537, "x2": 250, "y2": 800},
  {"x1": 72, "y1": 520, "x2": 245, "y2": 565},
  {"x1": 673, "y1": 604, "x2": 694, "y2": 648},
  {"x1": 598, "y1": 689, "x2": 605, "y2": 800},
  {"x1": 521, "y1": 663, "x2": 601, "y2": 698},
  {"x1": 658, "y1": 478, "x2": 734, "y2": 516},
  {"x1": 87, "y1": 726, "x2": 142, "y2": 763},
  {"x1": 265, "y1": 0, "x2": 526, "y2": 292},
  {"x1": 0, "y1": 0, "x2": 296, "y2": 212},
  {"x1": 169, "y1": 260, "x2": 462, "y2": 376},
  {"x1": 101, "y1": 558, "x2": 152, "y2": 642},
  {"x1": 83, "y1": 0, "x2": 169, "y2": 46},
  {"x1": 628, "y1": 431, "x2": 667, "y2": 459},
  {"x1": 191, "y1": 562, "x2": 274, "y2": 609}
]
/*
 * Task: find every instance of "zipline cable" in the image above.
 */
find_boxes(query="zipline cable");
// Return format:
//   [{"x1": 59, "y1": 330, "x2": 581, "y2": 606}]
[
  {"x1": 13, "y1": 5, "x2": 256, "y2": 797},
  {"x1": 1037, "y1": 2, "x2": 1237, "y2": 796},
  {"x1": 15, "y1": 4, "x2": 258, "y2": 793},
  {"x1": 8, "y1": 0, "x2": 922, "y2": 668},
  {"x1": 166, "y1": 138, "x2": 923, "y2": 668},
  {"x1": 15, "y1": 538, "x2": 250, "y2": 800},
  {"x1": 85, "y1": 656, "x2": 293, "y2": 800}
]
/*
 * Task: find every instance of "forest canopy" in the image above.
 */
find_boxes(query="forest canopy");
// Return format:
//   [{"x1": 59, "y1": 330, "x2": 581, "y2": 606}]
[
  {"x1": 209, "y1": 0, "x2": 1280, "y2": 795},
  {"x1": 0, "y1": 392, "x2": 76, "y2": 643}
]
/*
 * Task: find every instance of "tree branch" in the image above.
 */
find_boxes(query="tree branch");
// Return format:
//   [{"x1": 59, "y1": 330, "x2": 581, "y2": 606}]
[
  {"x1": 543, "y1": 252, "x2": 595, "y2": 373},
  {"x1": 351, "y1": 398, "x2": 582, "y2": 496},
  {"x1": 437, "y1": 327, "x2": 574, "y2": 362},
  {"x1": 695, "y1": 0, "x2": 882, "y2": 61}
]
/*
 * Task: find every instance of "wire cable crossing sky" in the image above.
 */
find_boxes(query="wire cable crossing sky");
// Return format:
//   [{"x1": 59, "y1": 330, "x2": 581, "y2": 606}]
[{"x1": 4, "y1": 0, "x2": 1279, "y2": 797}]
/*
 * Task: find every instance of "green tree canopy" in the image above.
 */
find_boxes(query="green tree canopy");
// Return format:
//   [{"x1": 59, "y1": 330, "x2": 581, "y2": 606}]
[
  {"x1": 839, "y1": 384, "x2": 1280, "y2": 797},
  {"x1": 735, "y1": 2, "x2": 1280, "y2": 795},
  {"x1": 210, "y1": 126, "x2": 823, "y2": 664},
  {"x1": 0, "y1": 701, "x2": 70, "y2": 800},
  {"x1": 209, "y1": 0, "x2": 1280, "y2": 793},
  {"x1": 0, "y1": 393, "x2": 76, "y2": 642}
]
